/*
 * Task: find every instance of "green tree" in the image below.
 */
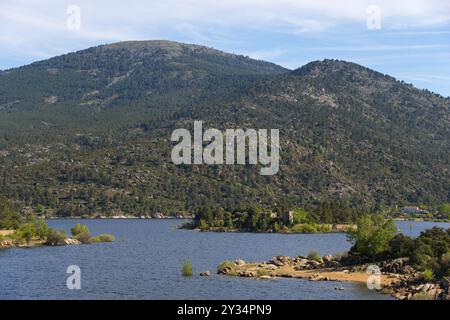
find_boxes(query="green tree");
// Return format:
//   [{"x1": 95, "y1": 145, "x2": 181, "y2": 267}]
[
  {"x1": 348, "y1": 214, "x2": 397, "y2": 257},
  {"x1": 293, "y1": 208, "x2": 309, "y2": 224},
  {"x1": 0, "y1": 195, "x2": 22, "y2": 229},
  {"x1": 35, "y1": 218, "x2": 49, "y2": 240},
  {"x1": 224, "y1": 211, "x2": 234, "y2": 229},
  {"x1": 438, "y1": 203, "x2": 450, "y2": 218},
  {"x1": 45, "y1": 229, "x2": 67, "y2": 245},
  {"x1": 71, "y1": 223, "x2": 90, "y2": 237},
  {"x1": 17, "y1": 223, "x2": 36, "y2": 244},
  {"x1": 198, "y1": 219, "x2": 209, "y2": 231}
]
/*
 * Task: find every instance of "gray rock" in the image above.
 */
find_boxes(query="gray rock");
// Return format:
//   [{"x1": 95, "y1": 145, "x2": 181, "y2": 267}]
[
  {"x1": 235, "y1": 259, "x2": 246, "y2": 266},
  {"x1": 264, "y1": 264, "x2": 278, "y2": 270},
  {"x1": 269, "y1": 259, "x2": 284, "y2": 267}
]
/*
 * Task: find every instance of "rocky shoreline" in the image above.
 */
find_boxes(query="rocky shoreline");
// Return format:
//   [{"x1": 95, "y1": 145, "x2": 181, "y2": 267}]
[
  {"x1": 217, "y1": 255, "x2": 450, "y2": 300},
  {"x1": 0, "y1": 237, "x2": 82, "y2": 249}
]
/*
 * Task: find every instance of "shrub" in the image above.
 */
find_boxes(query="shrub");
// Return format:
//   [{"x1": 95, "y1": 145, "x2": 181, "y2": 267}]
[
  {"x1": 217, "y1": 260, "x2": 236, "y2": 273},
  {"x1": 182, "y1": 260, "x2": 193, "y2": 277},
  {"x1": 45, "y1": 229, "x2": 67, "y2": 245},
  {"x1": 35, "y1": 219, "x2": 49, "y2": 240},
  {"x1": 75, "y1": 231, "x2": 92, "y2": 244},
  {"x1": 291, "y1": 224, "x2": 317, "y2": 233},
  {"x1": 91, "y1": 234, "x2": 115, "y2": 243},
  {"x1": 198, "y1": 219, "x2": 209, "y2": 231},
  {"x1": 307, "y1": 250, "x2": 322, "y2": 262},
  {"x1": 423, "y1": 268, "x2": 435, "y2": 282},
  {"x1": 71, "y1": 223, "x2": 90, "y2": 237},
  {"x1": 16, "y1": 223, "x2": 36, "y2": 244}
]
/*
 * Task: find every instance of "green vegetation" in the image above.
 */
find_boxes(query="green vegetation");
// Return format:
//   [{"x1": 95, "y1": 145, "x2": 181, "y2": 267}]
[
  {"x1": 217, "y1": 260, "x2": 237, "y2": 276},
  {"x1": 91, "y1": 234, "x2": 115, "y2": 243},
  {"x1": 388, "y1": 227, "x2": 450, "y2": 279},
  {"x1": 181, "y1": 260, "x2": 193, "y2": 277},
  {"x1": 348, "y1": 214, "x2": 450, "y2": 280},
  {"x1": 45, "y1": 229, "x2": 67, "y2": 245},
  {"x1": 71, "y1": 223, "x2": 91, "y2": 236},
  {"x1": 0, "y1": 42, "x2": 448, "y2": 218},
  {"x1": 438, "y1": 203, "x2": 450, "y2": 219},
  {"x1": 348, "y1": 214, "x2": 397, "y2": 257},
  {"x1": 0, "y1": 196, "x2": 114, "y2": 247},
  {"x1": 307, "y1": 250, "x2": 322, "y2": 262},
  {"x1": 423, "y1": 268, "x2": 435, "y2": 282},
  {"x1": 0, "y1": 195, "x2": 22, "y2": 229},
  {"x1": 188, "y1": 203, "x2": 360, "y2": 233},
  {"x1": 70, "y1": 223, "x2": 114, "y2": 244}
]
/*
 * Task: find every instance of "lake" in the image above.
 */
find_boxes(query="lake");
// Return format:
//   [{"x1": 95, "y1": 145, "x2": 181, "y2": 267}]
[{"x1": 1, "y1": 219, "x2": 449, "y2": 300}]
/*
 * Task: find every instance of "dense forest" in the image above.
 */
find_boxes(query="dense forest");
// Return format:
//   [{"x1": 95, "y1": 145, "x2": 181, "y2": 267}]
[{"x1": 0, "y1": 40, "x2": 449, "y2": 217}]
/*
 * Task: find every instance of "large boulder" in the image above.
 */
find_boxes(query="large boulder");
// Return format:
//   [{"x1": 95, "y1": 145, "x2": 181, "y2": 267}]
[{"x1": 269, "y1": 259, "x2": 285, "y2": 267}]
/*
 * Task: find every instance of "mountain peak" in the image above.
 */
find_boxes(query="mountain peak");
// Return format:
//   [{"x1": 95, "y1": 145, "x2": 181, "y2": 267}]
[
  {"x1": 101, "y1": 40, "x2": 211, "y2": 54},
  {"x1": 292, "y1": 59, "x2": 384, "y2": 78}
]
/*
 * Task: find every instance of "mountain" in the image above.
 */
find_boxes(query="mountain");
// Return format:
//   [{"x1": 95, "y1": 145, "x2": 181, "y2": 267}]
[{"x1": 0, "y1": 40, "x2": 448, "y2": 217}]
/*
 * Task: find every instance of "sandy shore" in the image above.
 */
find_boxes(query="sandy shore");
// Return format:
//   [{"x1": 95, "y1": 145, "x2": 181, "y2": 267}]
[{"x1": 233, "y1": 263, "x2": 401, "y2": 287}]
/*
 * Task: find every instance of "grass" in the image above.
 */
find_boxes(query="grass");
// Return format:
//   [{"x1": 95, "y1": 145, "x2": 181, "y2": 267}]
[
  {"x1": 423, "y1": 268, "x2": 435, "y2": 282},
  {"x1": 182, "y1": 260, "x2": 193, "y2": 277},
  {"x1": 91, "y1": 234, "x2": 115, "y2": 243},
  {"x1": 217, "y1": 260, "x2": 238, "y2": 276}
]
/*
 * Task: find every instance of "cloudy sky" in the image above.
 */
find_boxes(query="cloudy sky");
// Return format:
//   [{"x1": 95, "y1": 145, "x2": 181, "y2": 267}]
[{"x1": 1, "y1": 0, "x2": 449, "y2": 96}]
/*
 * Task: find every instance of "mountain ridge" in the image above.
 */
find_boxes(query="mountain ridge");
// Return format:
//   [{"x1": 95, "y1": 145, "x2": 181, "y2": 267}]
[{"x1": 0, "y1": 40, "x2": 448, "y2": 217}]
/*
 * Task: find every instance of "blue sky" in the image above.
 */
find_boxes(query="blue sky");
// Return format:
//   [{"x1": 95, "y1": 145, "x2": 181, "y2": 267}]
[{"x1": 1, "y1": 0, "x2": 449, "y2": 96}]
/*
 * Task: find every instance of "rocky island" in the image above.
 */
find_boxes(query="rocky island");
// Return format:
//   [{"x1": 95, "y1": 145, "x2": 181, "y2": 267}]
[{"x1": 183, "y1": 204, "x2": 359, "y2": 233}]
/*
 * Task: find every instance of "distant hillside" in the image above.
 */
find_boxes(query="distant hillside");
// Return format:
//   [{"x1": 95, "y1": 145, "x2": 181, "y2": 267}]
[{"x1": 0, "y1": 41, "x2": 448, "y2": 217}]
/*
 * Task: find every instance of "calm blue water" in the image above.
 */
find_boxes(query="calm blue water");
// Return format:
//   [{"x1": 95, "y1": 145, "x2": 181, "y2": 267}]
[{"x1": 0, "y1": 219, "x2": 448, "y2": 300}]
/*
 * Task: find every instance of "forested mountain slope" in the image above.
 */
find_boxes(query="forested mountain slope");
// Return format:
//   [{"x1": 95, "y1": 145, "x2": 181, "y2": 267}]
[{"x1": 0, "y1": 41, "x2": 448, "y2": 217}]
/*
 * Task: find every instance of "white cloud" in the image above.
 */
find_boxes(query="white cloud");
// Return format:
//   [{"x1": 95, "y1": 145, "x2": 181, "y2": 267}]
[{"x1": 0, "y1": 0, "x2": 449, "y2": 68}]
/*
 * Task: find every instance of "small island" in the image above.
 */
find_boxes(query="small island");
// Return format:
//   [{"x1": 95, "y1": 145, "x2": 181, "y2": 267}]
[
  {"x1": 215, "y1": 214, "x2": 450, "y2": 300},
  {"x1": 0, "y1": 196, "x2": 114, "y2": 249},
  {"x1": 182, "y1": 203, "x2": 360, "y2": 233}
]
